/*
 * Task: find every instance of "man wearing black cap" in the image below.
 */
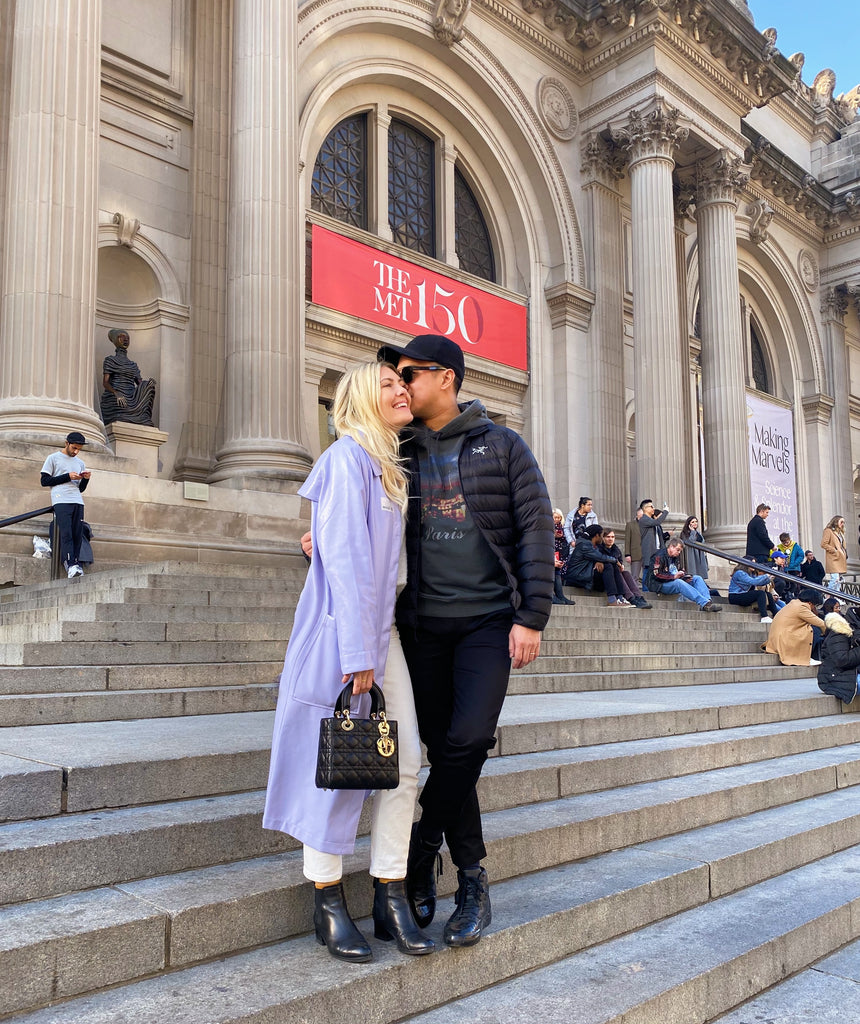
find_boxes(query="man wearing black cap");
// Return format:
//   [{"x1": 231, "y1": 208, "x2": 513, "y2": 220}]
[
  {"x1": 376, "y1": 333, "x2": 553, "y2": 947},
  {"x1": 40, "y1": 433, "x2": 91, "y2": 579}
]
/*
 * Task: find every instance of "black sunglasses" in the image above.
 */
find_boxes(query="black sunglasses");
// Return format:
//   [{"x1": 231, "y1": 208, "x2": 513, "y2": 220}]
[{"x1": 399, "y1": 365, "x2": 447, "y2": 384}]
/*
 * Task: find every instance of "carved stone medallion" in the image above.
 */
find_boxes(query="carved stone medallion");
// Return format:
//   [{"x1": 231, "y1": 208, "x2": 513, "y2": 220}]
[
  {"x1": 797, "y1": 249, "x2": 819, "y2": 292},
  {"x1": 538, "y1": 77, "x2": 578, "y2": 141}
]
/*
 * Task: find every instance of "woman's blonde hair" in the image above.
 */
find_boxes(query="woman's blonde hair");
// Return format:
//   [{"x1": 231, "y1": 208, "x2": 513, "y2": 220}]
[
  {"x1": 332, "y1": 361, "x2": 409, "y2": 512},
  {"x1": 825, "y1": 514, "x2": 845, "y2": 533}
]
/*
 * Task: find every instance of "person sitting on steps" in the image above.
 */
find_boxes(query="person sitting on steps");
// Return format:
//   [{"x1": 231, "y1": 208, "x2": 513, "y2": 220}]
[
  {"x1": 599, "y1": 529, "x2": 652, "y2": 609},
  {"x1": 727, "y1": 562, "x2": 779, "y2": 623},
  {"x1": 566, "y1": 524, "x2": 631, "y2": 606},
  {"x1": 648, "y1": 538, "x2": 721, "y2": 612}
]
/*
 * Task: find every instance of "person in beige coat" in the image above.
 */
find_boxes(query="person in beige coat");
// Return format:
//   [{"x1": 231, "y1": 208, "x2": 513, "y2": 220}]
[
  {"x1": 765, "y1": 590, "x2": 826, "y2": 666},
  {"x1": 820, "y1": 515, "x2": 847, "y2": 592}
]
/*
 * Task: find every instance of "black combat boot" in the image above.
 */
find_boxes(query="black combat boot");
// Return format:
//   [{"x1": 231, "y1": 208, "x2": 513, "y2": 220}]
[{"x1": 442, "y1": 867, "x2": 492, "y2": 947}]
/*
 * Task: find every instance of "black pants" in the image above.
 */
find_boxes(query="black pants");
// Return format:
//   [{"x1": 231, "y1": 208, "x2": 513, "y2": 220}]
[
  {"x1": 589, "y1": 563, "x2": 623, "y2": 598},
  {"x1": 728, "y1": 590, "x2": 776, "y2": 617},
  {"x1": 401, "y1": 609, "x2": 514, "y2": 868},
  {"x1": 53, "y1": 503, "x2": 84, "y2": 568}
]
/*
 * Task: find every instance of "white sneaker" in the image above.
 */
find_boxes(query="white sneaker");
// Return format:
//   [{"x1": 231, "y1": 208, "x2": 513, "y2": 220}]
[
  {"x1": 810, "y1": 659, "x2": 821, "y2": 666},
  {"x1": 67, "y1": 564, "x2": 84, "y2": 579},
  {"x1": 760, "y1": 616, "x2": 773, "y2": 623}
]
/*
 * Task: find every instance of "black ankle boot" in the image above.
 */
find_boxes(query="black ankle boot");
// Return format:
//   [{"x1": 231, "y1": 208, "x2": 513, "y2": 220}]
[
  {"x1": 373, "y1": 879, "x2": 435, "y2": 955},
  {"x1": 313, "y1": 883, "x2": 372, "y2": 962},
  {"x1": 406, "y1": 822, "x2": 443, "y2": 928},
  {"x1": 443, "y1": 867, "x2": 491, "y2": 947}
]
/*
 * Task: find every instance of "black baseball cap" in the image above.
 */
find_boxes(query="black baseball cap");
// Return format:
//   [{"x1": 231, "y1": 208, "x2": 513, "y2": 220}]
[
  {"x1": 378, "y1": 334, "x2": 465, "y2": 384},
  {"x1": 66, "y1": 432, "x2": 86, "y2": 445}
]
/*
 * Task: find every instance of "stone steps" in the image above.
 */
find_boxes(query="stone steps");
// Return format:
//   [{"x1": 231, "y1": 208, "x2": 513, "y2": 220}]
[
  {"x1": 508, "y1": 662, "x2": 811, "y2": 693},
  {"x1": 398, "y1": 845, "x2": 860, "y2": 1024},
  {"x1": 0, "y1": 602, "x2": 298, "y2": 626},
  {"x1": 0, "y1": 682, "x2": 278, "y2": 727},
  {"x1": 4, "y1": 707, "x2": 860, "y2": 823},
  {"x1": 3, "y1": 749, "x2": 860, "y2": 1017},
  {"x1": 5, "y1": 826, "x2": 860, "y2": 1023},
  {"x1": 711, "y1": 938, "x2": 860, "y2": 1023},
  {"x1": 1, "y1": 560, "x2": 858, "y2": 1022},
  {"x1": 4, "y1": 717, "x2": 858, "y2": 906},
  {"x1": 0, "y1": 660, "x2": 281, "y2": 696}
]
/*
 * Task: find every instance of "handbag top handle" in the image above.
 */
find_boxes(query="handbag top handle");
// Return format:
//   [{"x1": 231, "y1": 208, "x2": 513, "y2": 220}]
[{"x1": 333, "y1": 680, "x2": 387, "y2": 720}]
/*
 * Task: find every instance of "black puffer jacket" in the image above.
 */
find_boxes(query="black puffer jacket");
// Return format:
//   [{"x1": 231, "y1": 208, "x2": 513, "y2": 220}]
[
  {"x1": 818, "y1": 612, "x2": 860, "y2": 704},
  {"x1": 396, "y1": 401, "x2": 554, "y2": 632}
]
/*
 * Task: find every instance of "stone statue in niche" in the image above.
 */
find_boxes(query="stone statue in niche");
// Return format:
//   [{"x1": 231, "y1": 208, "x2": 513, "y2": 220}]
[{"x1": 100, "y1": 328, "x2": 157, "y2": 426}]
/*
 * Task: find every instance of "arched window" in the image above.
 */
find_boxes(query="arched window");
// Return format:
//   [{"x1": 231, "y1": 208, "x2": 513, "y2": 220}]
[
  {"x1": 310, "y1": 111, "x2": 496, "y2": 281},
  {"x1": 311, "y1": 114, "x2": 367, "y2": 229},
  {"x1": 750, "y1": 318, "x2": 771, "y2": 395},
  {"x1": 388, "y1": 119, "x2": 435, "y2": 256},
  {"x1": 455, "y1": 167, "x2": 495, "y2": 282}
]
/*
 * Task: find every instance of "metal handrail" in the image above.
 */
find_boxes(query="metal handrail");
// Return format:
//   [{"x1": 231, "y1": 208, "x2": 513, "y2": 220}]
[
  {"x1": 0, "y1": 506, "x2": 54, "y2": 530},
  {"x1": 0, "y1": 505, "x2": 61, "y2": 580},
  {"x1": 683, "y1": 538, "x2": 860, "y2": 606}
]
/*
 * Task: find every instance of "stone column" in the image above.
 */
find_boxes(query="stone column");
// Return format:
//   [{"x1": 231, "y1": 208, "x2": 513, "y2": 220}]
[
  {"x1": 210, "y1": 0, "x2": 312, "y2": 487},
  {"x1": 612, "y1": 104, "x2": 690, "y2": 513},
  {"x1": 0, "y1": 0, "x2": 104, "y2": 442},
  {"x1": 581, "y1": 135, "x2": 628, "y2": 525},
  {"x1": 173, "y1": 0, "x2": 232, "y2": 482},
  {"x1": 820, "y1": 285, "x2": 852, "y2": 526},
  {"x1": 695, "y1": 149, "x2": 750, "y2": 551}
]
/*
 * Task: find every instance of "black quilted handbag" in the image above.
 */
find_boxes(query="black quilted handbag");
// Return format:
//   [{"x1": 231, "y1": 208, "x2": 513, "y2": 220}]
[{"x1": 315, "y1": 680, "x2": 399, "y2": 791}]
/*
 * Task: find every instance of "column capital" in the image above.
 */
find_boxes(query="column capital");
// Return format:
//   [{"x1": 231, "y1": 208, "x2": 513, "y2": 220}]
[
  {"x1": 802, "y1": 392, "x2": 835, "y2": 426},
  {"x1": 820, "y1": 283, "x2": 850, "y2": 323},
  {"x1": 610, "y1": 102, "x2": 689, "y2": 167},
  {"x1": 695, "y1": 149, "x2": 750, "y2": 206},
  {"x1": 581, "y1": 133, "x2": 625, "y2": 188}
]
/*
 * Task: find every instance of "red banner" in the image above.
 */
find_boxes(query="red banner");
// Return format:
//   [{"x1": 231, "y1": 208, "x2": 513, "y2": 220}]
[{"x1": 311, "y1": 225, "x2": 527, "y2": 371}]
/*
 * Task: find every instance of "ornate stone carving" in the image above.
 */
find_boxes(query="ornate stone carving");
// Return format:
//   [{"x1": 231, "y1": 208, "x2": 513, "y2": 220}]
[
  {"x1": 837, "y1": 85, "x2": 860, "y2": 119},
  {"x1": 610, "y1": 103, "x2": 689, "y2": 164},
  {"x1": 538, "y1": 76, "x2": 578, "y2": 140},
  {"x1": 746, "y1": 130, "x2": 838, "y2": 230},
  {"x1": 845, "y1": 192, "x2": 860, "y2": 221},
  {"x1": 581, "y1": 133, "x2": 626, "y2": 184},
  {"x1": 760, "y1": 27, "x2": 777, "y2": 62},
  {"x1": 112, "y1": 212, "x2": 140, "y2": 248},
  {"x1": 695, "y1": 150, "x2": 750, "y2": 205},
  {"x1": 797, "y1": 250, "x2": 819, "y2": 292},
  {"x1": 674, "y1": 181, "x2": 697, "y2": 222},
  {"x1": 812, "y1": 69, "x2": 836, "y2": 107},
  {"x1": 432, "y1": 0, "x2": 470, "y2": 46},
  {"x1": 788, "y1": 52, "x2": 805, "y2": 77},
  {"x1": 820, "y1": 284, "x2": 849, "y2": 322},
  {"x1": 747, "y1": 199, "x2": 774, "y2": 244}
]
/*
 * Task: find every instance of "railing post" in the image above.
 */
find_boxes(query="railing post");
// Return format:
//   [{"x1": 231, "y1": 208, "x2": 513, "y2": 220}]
[{"x1": 51, "y1": 511, "x2": 61, "y2": 581}]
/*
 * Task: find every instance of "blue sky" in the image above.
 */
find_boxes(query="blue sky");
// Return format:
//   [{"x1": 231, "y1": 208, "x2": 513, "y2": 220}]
[{"x1": 747, "y1": 0, "x2": 858, "y2": 96}]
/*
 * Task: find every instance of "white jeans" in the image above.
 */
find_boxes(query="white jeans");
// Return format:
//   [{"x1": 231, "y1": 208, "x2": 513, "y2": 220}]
[
  {"x1": 303, "y1": 628, "x2": 421, "y2": 883},
  {"x1": 827, "y1": 573, "x2": 843, "y2": 592}
]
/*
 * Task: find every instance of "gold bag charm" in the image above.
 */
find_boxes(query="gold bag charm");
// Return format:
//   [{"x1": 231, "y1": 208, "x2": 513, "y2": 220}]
[{"x1": 376, "y1": 714, "x2": 396, "y2": 757}]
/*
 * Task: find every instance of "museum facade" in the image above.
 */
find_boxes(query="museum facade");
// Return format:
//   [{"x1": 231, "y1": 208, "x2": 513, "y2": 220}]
[{"x1": 0, "y1": 0, "x2": 858, "y2": 572}]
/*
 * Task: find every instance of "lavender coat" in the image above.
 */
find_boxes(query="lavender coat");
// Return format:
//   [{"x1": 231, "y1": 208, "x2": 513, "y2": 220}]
[{"x1": 262, "y1": 436, "x2": 402, "y2": 853}]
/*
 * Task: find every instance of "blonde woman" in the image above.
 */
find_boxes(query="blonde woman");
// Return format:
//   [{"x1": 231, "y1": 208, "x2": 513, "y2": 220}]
[
  {"x1": 263, "y1": 361, "x2": 433, "y2": 962},
  {"x1": 821, "y1": 515, "x2": 847, "y2": 592}
]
